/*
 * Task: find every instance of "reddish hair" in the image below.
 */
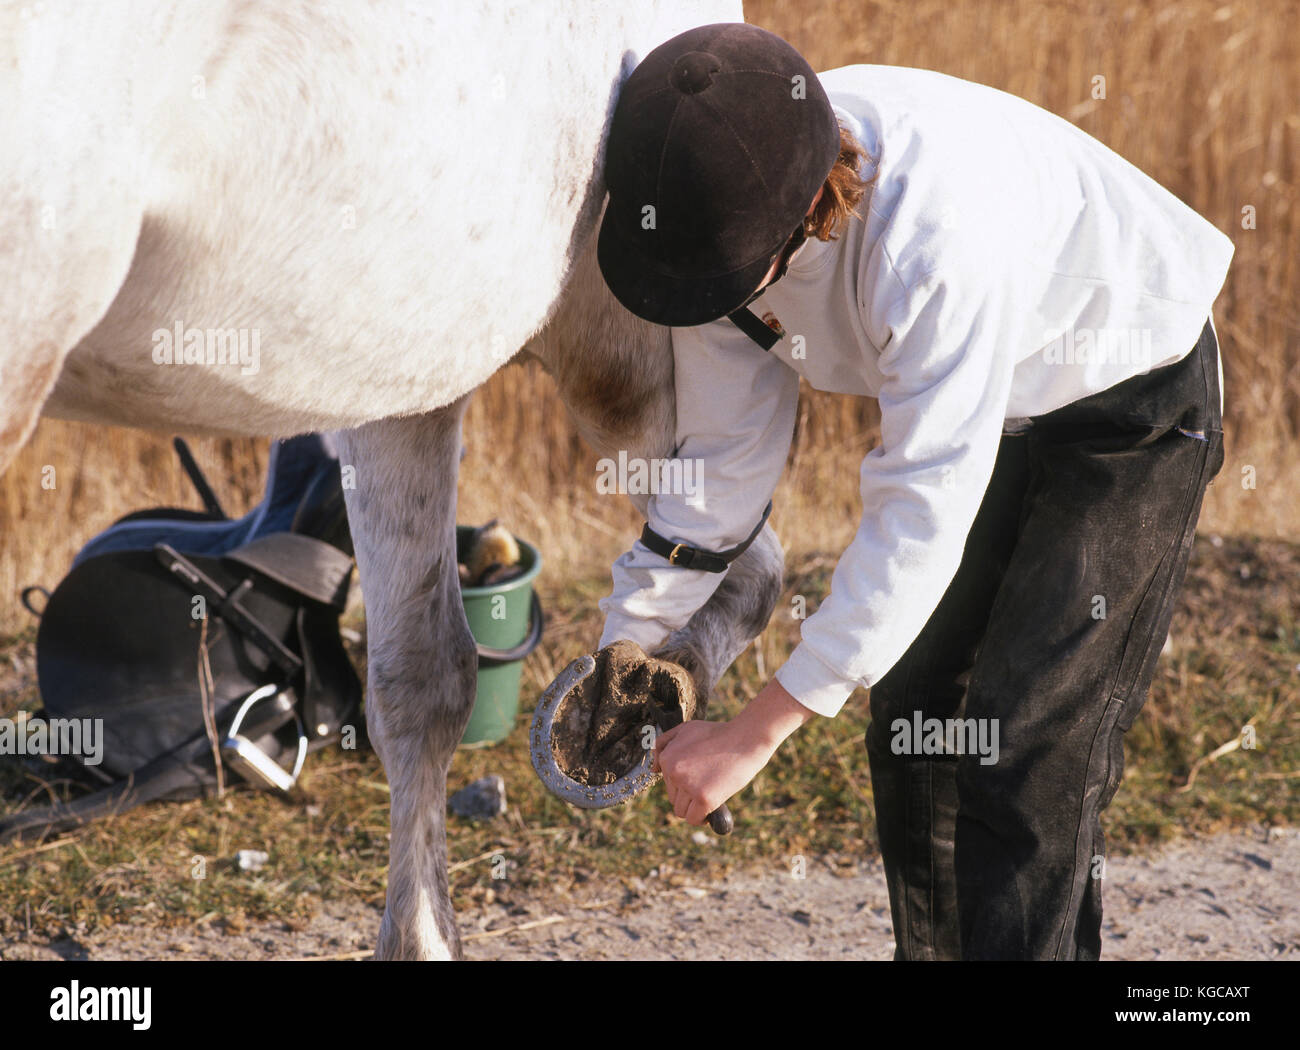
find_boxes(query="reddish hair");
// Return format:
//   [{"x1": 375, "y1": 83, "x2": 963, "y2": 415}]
[{"x1": 805, "y1": 123, "x2": 874, "y2": 241}]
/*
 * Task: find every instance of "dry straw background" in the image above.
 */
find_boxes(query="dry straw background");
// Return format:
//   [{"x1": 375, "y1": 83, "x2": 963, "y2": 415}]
[{"x1": 1, "y1": 0, "x2": 1296, "y2": 635}]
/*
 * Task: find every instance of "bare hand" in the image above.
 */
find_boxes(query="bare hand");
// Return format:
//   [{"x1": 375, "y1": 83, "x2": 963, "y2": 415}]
[{"x1": 652, "y1": 717, "x2": 776, "y2": 826}]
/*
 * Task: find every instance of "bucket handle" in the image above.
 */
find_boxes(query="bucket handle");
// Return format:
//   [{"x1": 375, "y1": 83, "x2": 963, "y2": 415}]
[
  {"x1": 475, "y1": 591, "x2": 544, "y2": 666},
  {"x1": 20, "y1": 585, "x2": 50, "y2": 618}
]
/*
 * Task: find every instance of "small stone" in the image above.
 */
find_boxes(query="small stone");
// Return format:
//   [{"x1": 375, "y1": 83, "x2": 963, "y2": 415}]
[
  {"x1": 235, "y1": 849, "x2": 269, "y2": 872},
  {"x1": 449, "y1": 775, "x2": 507, "y2": 820},
  {"x1": 691, "y1": 831, "x2": 711, "y2": 846}
]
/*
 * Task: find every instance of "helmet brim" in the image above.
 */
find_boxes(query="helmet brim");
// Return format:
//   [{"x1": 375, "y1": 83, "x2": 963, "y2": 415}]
[{"x1": 596, "y1": 207, "x2": 778, "y2": 328}]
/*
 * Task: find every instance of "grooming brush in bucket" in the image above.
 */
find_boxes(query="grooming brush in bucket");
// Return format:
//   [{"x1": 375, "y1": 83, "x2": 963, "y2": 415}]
[
  {"x1": 530, "y1": 640, "x2": 734, "y2": 835},
  {"x1": 456, "y1": 523, "x2": 544, "y2": 746}
]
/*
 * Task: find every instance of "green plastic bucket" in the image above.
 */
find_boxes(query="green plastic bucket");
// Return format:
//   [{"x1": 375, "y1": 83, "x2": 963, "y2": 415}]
[{"x1": 456, "y1": 525, "x2": 543, "y2": 746}]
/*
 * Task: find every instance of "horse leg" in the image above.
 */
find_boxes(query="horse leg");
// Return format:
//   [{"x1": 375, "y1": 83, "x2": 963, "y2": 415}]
[
  {"x1": 333, "y1": 401, "x2": 475, "y2": 960},
  {"x1": 648, "y1": 528, "x2": 785, "y2": 712}
]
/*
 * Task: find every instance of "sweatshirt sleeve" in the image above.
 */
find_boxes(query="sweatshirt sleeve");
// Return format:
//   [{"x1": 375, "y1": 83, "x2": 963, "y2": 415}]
[
  {"x1": 773, "y1": 265, "x2": 1020, "y2": 717},
  {"x1": 597, "y1": 311, "x2": 800, "y2": 654}
]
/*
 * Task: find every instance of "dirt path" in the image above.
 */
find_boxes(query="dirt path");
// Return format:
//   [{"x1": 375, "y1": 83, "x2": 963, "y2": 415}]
[{"x1": 4, "y1": 826, "x2": 1295, "y2": 961}]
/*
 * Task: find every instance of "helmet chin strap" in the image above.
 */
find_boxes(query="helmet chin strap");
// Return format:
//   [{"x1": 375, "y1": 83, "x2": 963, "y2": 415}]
[
  {"x1": 727, "y1": 303, "x2": 782, "y2": 350},
  {"x1": 726, "y1": 223, "x2": 806, "y2": 350}
]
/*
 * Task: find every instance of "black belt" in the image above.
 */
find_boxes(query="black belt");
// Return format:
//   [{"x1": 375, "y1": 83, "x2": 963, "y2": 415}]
[{"x1": 639, "y1": 501, "x2": 773, "y2": 573}]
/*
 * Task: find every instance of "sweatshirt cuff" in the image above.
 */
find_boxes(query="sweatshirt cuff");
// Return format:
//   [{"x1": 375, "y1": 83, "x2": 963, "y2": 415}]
[
  {"x1": 597, "y1": 611, "x2": 673, "y2": 656},
  {"x1": 774, "y1": 642, "x2": 861, "y2": 718}
]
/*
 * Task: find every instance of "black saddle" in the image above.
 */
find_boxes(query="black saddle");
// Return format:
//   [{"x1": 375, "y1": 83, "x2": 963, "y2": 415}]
[{"x1": 1, "y1": 434, "x2": 362, "y2": 843}]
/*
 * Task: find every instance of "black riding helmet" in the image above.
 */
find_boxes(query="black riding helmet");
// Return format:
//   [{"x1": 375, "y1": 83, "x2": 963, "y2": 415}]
[{"x1": 597, "y1": 23, "x2": 841, "y2": 329}]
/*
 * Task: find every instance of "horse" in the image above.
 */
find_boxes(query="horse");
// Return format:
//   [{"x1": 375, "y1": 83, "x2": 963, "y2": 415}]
[{"x1": 0, "y1": 0, "x2": 783, "y2": 959}]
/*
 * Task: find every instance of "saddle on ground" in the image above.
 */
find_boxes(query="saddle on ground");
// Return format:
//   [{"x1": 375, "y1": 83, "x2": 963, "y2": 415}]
[{"x1": 0, "y1": 434, "x2": 363, "y2": 843}]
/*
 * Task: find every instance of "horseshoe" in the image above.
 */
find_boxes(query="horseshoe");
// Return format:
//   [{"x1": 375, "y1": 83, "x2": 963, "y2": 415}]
[
  {"x1": 529, "y1": 653, "x2": 734, "y2": 835},
  {"x1": 529, "y1": 654, "x2": 658, "y2": 810}
]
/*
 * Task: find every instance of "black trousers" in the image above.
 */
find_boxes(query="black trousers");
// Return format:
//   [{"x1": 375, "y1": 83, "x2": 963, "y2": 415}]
[{"x1": 865, "y1": 319, "x2": 1225, "y2": 960}]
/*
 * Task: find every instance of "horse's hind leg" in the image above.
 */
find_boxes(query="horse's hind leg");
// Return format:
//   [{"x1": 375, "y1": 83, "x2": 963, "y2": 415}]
[{"x1": 333, "y1": 400, "x2": 476, "y2": 960}]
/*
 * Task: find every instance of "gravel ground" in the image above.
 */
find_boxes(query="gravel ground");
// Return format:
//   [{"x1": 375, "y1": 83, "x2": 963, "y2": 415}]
[{"x1": 3, "y1": 826, "x2": 1296, "y2": 961}]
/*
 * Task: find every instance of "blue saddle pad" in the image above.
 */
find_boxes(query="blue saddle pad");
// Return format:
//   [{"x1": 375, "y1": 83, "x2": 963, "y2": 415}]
[{"x1": 73, "y1": 433, "x2": 341, "y2": 565}]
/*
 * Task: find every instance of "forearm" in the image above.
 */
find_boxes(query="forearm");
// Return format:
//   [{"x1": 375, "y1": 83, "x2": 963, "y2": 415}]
[{"x1": 733, "y1": 676, "x2": 821, "y2": 752}]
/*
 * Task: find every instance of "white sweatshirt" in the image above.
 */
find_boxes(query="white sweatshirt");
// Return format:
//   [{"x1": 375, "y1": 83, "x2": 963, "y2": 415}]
[{"x1": 597, "y1": 64, "x2": 1234, "y2": 718}]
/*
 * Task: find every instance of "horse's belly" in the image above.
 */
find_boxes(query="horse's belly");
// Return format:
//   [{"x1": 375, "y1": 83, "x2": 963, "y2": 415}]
[{"x1": 47, "y1": 275, "x2": 497, "y2": 436}]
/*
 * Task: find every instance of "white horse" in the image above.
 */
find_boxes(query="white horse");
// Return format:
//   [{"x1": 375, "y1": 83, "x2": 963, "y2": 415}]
[{"x1": 0, "y1": 2, "x2": 785, "y2": 959}]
